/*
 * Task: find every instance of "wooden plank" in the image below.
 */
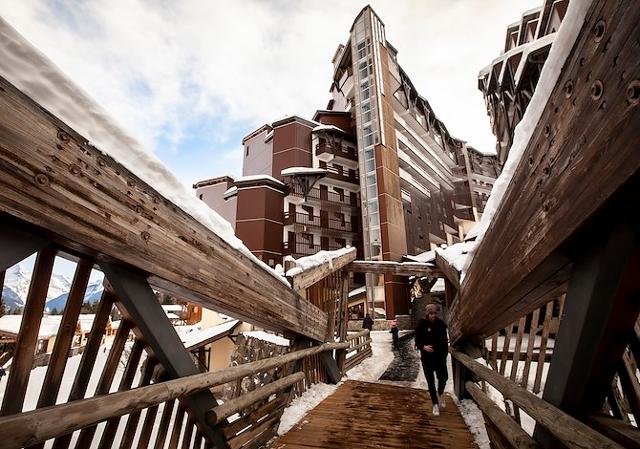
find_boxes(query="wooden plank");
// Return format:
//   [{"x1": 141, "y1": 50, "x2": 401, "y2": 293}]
[
  {"x1": 533, "y1": 301, "x2": 554, "y2": 394},
  {"x1": 75, "y1": 319, "x2": 133, "y2": 447},
  {"x1": 153, "y1": 400, "x2": 176, "y2": 449},
  {"x1": 0, "y1": 76, "x2": 327, "y2": 341},
  {"x1": 618, "y1": 350, "x2": 640, "y2": 425},
  {"x1": 0, "y1": 220, "x2": 49, "y2": 272},
  {"x1": 466, "y1": 382, "x2": 540, "y2": 449},
  {"x1": 136, "y1": 403, "x2": 160, "y2": 449},
  {"x1": 451, "y1": 0, "x2": 640, "y2": 343},
  {"x1": 220, "y1": 396, "x2": 286, "y2": 440},
  {"x1": 521, "y1": 308, "x2": 540, "y2": 389},
  {"x1": 97, "y1": 339, "x2": 145, "y2": 449},
  {"x1": 289, "y1": 248, "x2": 356, "y2": 293},
  {"x1": 345, "y1": 260, "x2": 441, "y2": 277},
  {"x1": 119, "y1": 359, "x2": 156, "y2": 449},
  {"x1": 452, "y1": 350, "x2": 623, "y2": 449},
  {"x1": 207, "y1": 372, "x2": 304, "y2": 425},
  {"x1": 52, "y1": 290, "x2": 115, "y2": 449},
  {"x1": 499, "y1": 324, "x2": 514, "y2": 376},
  {"x1": 0, "y1": 247, "x2": 56, "y2": 416},
  {"x1": 587, "y1": 413, "x2": 640, "y2": 449},
  {"x1": 179, "y1": 416, "x2": 195, "y2": 449},
  {"x1": 168, "y1": 404, "x2": 187, "y2": 449}
]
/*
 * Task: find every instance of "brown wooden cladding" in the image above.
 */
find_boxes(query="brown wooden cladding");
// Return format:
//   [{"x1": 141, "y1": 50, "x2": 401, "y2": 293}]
[
  {"x1": 0, "y1": 75, "x2": 328, "y2": 342},
  {"x1": 450, "y1": 0, "x2": 640, "y2": 343},
  {"x1": 272, "y1": 121, "x2": 313, "y2": 180}
]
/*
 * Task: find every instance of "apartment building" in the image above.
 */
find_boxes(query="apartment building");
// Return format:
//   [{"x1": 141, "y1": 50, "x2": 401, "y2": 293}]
[
  {"x1": 478, "y1": 0, "x2": 569, "y2": 166},
  {"x1": 195, "y1": 6, "x2": 498, "y2": 319}
]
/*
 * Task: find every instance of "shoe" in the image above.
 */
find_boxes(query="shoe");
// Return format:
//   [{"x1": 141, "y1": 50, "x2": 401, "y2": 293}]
[
  {"x1": 439, "y1": 394, "x2": 446, "y2": 409},
  {"x1": 432, "y1": 405, "x2": 440, "y2": 416}
]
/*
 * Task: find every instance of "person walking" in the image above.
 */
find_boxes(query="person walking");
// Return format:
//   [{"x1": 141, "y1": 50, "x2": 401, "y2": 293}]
[
  {"x1": 390, "y1": 319, "x2": 400, "y2": 350},
  {"x1": 362, "y1": 313, "x2": 373, "y2": 331},
  {"x1": 415, "y1": 303, "x2": 448, "y2": 416}
]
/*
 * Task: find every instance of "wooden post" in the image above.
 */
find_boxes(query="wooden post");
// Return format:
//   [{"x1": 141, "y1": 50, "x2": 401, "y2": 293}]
[
  {"x1": 336, "y1": 272, "x2": 350, "y2": 375},
  {"x1": 535, "y1": 215, "x2": 638, "y2": 448},
  {"x1": 101, "y1": 262, "x2": 228, "y2": 449}
]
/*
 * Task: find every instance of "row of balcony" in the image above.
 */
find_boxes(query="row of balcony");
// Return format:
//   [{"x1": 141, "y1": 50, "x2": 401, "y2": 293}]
[
  {"x1": 284, "y1": 212, "x2": 359, "y2": 234},
  {"x1": 282, "y1": 241, "x2": 345, "y2": 258},
  {"x1": 288, "y1": 184, "x2": 361, "y2": 208},
  {"x1": 315, "y1": 142, "x2": 358, "y2": 162}
]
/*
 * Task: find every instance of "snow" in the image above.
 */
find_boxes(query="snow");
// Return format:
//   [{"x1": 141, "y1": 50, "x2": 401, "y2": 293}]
[
  {"x1": 285, "y1": 247, "x2": 355, "y2": 277},
  {"x1": 161, "y1": 304, "x2": 182, "y2": 313},
  {"x1": 233, "y1": 174, "x2": 285, "y2": 186},
  {"x1": 435, "y1": 241, "x2": 474, "y2": 280},
  {"x1": 348, "y1": 286, "x2": 366, "y2": 298},
  {"x1": 312, "y1": 124, "x2": 347, "y2": 134},
  {"x1": 242, "y1": 330, "x2": 290, "y2": 347},
  {"x1": 461, "y1": 1, "x2": 591, "y2": 278},
  {"x1": 0, "y1": 314, "x2": 61, "y2": 338},
  {"x1": 181, "y1": 319, "x2": 239, "y2": 349},
  {"x1": 280, "y1": 167, "x2": 328, "y2": 176},
  {"x1": 404, "y1": 249, "x2": 436, "y2": 264},
  {"x1": 0, "y1": 18, "x2": 288, "y2": 287},
  {"x1": 223, "y1": 186, "x2": 238, "y2": 198}
]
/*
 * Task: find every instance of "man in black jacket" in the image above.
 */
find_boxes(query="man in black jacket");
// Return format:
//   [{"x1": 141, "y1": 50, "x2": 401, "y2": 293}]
[{"x1": 415, "y1": 303, "x2": 448, "y2": 416}]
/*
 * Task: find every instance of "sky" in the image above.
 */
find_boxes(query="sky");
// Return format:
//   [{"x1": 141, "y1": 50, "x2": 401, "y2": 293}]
[{"x1": 0, "y1": 0, "x2": 541, "y2": 188}]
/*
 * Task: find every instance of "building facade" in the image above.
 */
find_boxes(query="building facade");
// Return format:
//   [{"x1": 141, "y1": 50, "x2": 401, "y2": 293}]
[
  {"x1": 195, "y1": 6, "x2": 499, "y2": 319},
  {"x1": 478, "y1": 0, "x2": 569, "y2": 166}
]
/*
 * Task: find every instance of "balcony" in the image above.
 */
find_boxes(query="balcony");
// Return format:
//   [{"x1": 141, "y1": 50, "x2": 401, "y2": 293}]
[
  {"x1": 284, "y1": 212, "x2": 360, "y2": 234},
  {"x1": 324, "y1": 165, "x2": 359, "y2": 185},
  {"x1": 283, "y1": 241, "x2": 343, "y2": 258},
  {"x1": 288, "y1": 184, "x2": 361, "y2": 208},
  {"x1": 315, "y1": 142, "x2": 358, "y2": 163}
]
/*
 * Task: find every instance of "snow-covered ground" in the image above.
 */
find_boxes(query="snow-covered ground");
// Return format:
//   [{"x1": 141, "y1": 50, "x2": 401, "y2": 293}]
[{"x1": 277, "y1": 331, "x2": 492, "y2": 449}]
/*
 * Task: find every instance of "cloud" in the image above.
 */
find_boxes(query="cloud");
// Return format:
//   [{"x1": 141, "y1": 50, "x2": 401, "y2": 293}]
[{"x1": 0, "y1": 0, "x2": 540, "y2": 161}]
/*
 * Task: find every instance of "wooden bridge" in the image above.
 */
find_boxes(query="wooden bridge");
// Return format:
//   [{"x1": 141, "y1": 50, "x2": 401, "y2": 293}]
[{"x1": 0, "y1": 0, "x2": 639, "y2": 448}]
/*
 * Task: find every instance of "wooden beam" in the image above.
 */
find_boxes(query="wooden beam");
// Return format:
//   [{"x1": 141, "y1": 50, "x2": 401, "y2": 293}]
[
  {"x1": 0, "y1": 76, "x2": 327, "y2": 341},
  {"x1": 345, "y1": 260, "x2": 442, "y2": 277},
  {"x1": 587, "y1": 414, "x2": 640, "y2": 449},
  {"x1": 289, "y1": 248, "x2": 356, "y2": 294},
  {"x1": 101, "y1": 263, "x2": 227, "y2": 449},
  {"x1": 466, "y1": 382, "x2": 541, "y2": 449},
  {"x1": 451, "y1": 351, "x2": 623, "y2": 449},
  {"x1": 0, "y1": 219, "x2": 49, "y2": 272},
  {"x1": 451, "y1": 0, "x2": 640, "y2": 343}
]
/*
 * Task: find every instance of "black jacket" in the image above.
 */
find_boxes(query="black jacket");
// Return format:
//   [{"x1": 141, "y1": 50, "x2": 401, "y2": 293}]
[{"x1": 414, "y1": 318, "x2": 448, "y2": 359}]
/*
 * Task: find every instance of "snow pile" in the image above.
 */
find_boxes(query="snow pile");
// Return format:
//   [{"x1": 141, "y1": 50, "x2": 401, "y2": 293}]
[
  {"x1": 285, "y1": 247, "x2": 355, "y2": 277},
  {"x1": 458, "y1": 399, "x2": 492, "y2": 448},
  {"x1": 454, "y1": 1, "x2": 591, "y2": 280},
  {"x1": 280, "y1": 167, "x2": 327, "y2": 176},
  {"x1": 277, "y1": 382, "x2": 338, "y2": 435},
  {"x1": 312, "y1": 124, "x2": 348, "y2": 134},
  {"x1": 243, "y1": 330, "x2": 290, "y2": 347},
  {"x1": 435, "y1": 241, "x2": 474, "y2": 280},
  {"x1": 404, "y1": 249, "x2": 436, "y2": 264},
  {"x1": 234, "y1": 174, "x2": 284, "y2": 186},
  {"x1": 181, "y1": 319, "x2": 239, "y2": 349},
  {"x1": 0, "y1": 18, "x2": 288, "y2": 287}
]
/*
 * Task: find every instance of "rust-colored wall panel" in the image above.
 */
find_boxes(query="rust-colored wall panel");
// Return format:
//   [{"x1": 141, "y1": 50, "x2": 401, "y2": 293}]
[
  {"x1": 272, "y1": 121, "x2": 313, "y2": 180},
  {"x1": 384, "y1": 278, "x2": 410, "y2": 318},
  {"x1": 315, "y1": 112, "x2": 355, "y2": 135}
]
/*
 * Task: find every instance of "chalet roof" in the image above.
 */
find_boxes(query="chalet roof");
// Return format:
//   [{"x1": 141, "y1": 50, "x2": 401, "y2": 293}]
[
  {"x1": 192, "y1": 175, "x2": 235, "y2": 189},
  {"x1": 182, "y1": 319, "x2": 240, "y2": 351},
  {"x1": 242, "y1": 330, "x2": 289, "y2": 347},
  {"x1": 0, "y1": 315, "x2": 61, "y2": 339},
  {"x1": 241, "y1": 124, "x2": 272, "y2": 144}
]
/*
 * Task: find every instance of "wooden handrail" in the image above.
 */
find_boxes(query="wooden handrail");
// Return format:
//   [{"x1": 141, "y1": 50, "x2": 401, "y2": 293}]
[
  {"x1": 346, "y1": 260, "x2": 441, "y2": 277},
  {"x1": 451, "y1": 351, "x2": 623, "y2": 449},
  {"x1": 0, "y1": 341, "x2": 347, "y2": 449},
  {"x1": 288, "y1": 248, "x2": 356, "y2": 294},
  {"x1": 208, "y1": 372, "x2": 305, "y2": 425},
  {"x1": 465, "y1": 382, "x2": 540, "y2": 449},
  {"x1": 345, "y1": 329, "x2": 370, "y2": 341}
]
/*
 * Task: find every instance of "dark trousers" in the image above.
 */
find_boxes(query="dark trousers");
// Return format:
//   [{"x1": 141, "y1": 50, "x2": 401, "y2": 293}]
[{"x1": 421, "y1": 355, "x2": 448, "y2": 404}]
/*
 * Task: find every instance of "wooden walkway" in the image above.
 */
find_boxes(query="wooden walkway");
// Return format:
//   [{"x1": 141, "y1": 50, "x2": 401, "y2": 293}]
[{"x1": 271, "y1": 380, "x2": 477, "y2": 449}]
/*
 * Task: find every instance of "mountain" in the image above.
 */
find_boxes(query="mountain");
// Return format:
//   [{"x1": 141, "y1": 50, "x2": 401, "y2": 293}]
[
  {"x1": 4, "y1": 263, "x2": 72, "y2": 304},
  {"x1": 1, "y1": 286, "x2": 23, "y2": 312},
  {"x1": 45, "y1": 279, "x2": 104, "y2": 313}
]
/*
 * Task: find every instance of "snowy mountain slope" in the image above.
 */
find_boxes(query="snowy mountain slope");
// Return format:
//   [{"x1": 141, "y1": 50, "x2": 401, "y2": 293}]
[
  {"x1": 1, "y1": 286, "x2": 23, "y2": 311},
  {"x1": 4, "y1": 263, "x2": 73, "y2": 307},
  {"x1": 44, "y1": 279, "x2": 104, "y2": 313}
]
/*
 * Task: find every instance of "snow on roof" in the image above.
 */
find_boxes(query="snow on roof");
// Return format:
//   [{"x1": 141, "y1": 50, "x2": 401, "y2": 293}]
[
  {"x1": 285, "y1": 247, "x2": 355, "y2": 277},
  {"x1": 431, "y1": 278, "x2": 445, "y2": 293},
  {"x1": 0, "y1": 18, "x2": 289, "y2": 288},
  {"x1": 243, "y1": 330, "x2": 290, "y2": 347},
  {"x1": 348, "y1": 286, "x2": 366, "y2": 298},
  {"x1": 0, "y1": 315, "x2": 61, "y2": 338},
  {"x1": 111, "y1": 320, "x2": 121, "y2": 329},
  {"x1": 181, "y1": 319, "x2": 239, "y2": 349},
  {"x1": 161, "y1": 304, "x2": 182, "y2": 312},
  {"x1": 280, "y1": 167, "x2": 328, "y2": 177},
  {"x1": 77, "y1": 314, "x2": 97, "y2": 333},
  {"x1": 165, "y1": 312, "x2": 180, "y2": 320},
  {"x1": 312, "y1": 124, "x2": 347, "y2": 134},
  {"x1": 435, "y1": 242, "x2": 474, "y2": 273},
  {"x1": 234, "y1": 174, "x2": 285, "y2": 186},
  {"x1": 223, "y1": 186, "x2": 238, "y2": 199},
  {"x1": 264, "y1": 130, "x2": 274, "y2": 142}
]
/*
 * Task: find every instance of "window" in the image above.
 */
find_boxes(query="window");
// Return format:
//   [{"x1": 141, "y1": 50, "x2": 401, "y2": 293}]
[
  {"x1": 245, "y1": 146, "x2": 250, "y2": 156},
  {"x1": 198, "y1": 194, "x2": 203, "y2": 200}
]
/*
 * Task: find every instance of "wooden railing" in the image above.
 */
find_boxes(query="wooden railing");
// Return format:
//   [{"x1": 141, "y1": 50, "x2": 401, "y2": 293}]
[{"x1": 343, "y1": 330, "x2": 372, "y2": 372}]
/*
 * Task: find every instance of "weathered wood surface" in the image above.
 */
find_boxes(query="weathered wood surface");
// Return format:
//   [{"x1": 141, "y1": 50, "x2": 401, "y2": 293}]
[
  {"x1": 208, "y1": 372, "x2": 304, "y2": 425},
  {"x1": 0, "y1": 341, "x2": 347, "y2": 449},
  {"x1": 466, "y1": 382, "x2": 540, "y2": 449},
  {"x1": 450, "y1": 0, "x2": 640, "y2": 343},
  {"x1": 271, "y1": 380, "x2": 476, "y2": 449},
  {"x1": 452, "y1": 350, "x2": 623, "y2": 449},
  {"x1": 434, "y1": 252, "x2": 460, "y2": 290},
  {"x1": 587, "y1": 414, "x2": 640, "y2": 449},
  {"x1": 289, "y1": 248, "x2": 356, "y2": 294},
  {"x1": 346, "y1": 260, "x2": 442, "y2": 277},
  {"x1": 0, "y1": 76, "x2": 327, "y2": 341}
]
